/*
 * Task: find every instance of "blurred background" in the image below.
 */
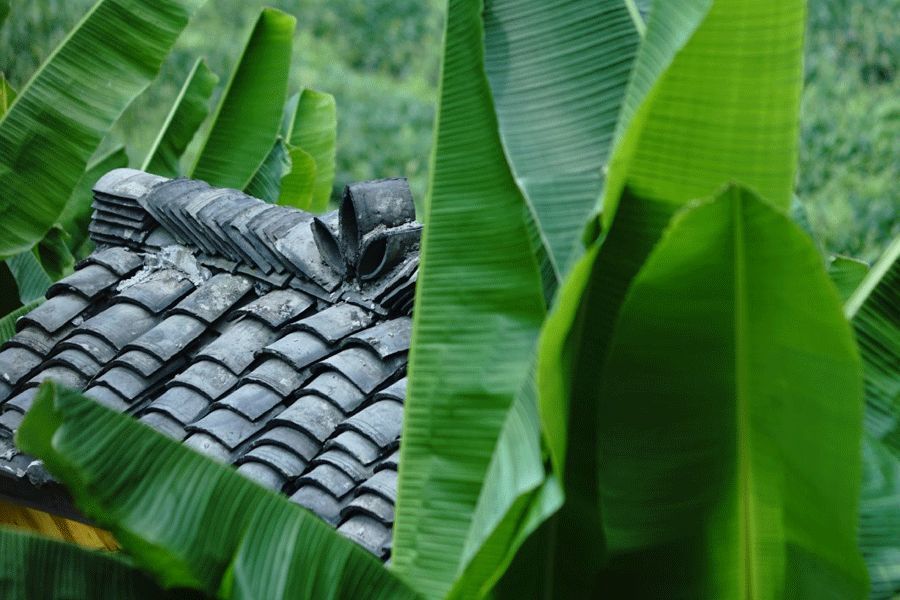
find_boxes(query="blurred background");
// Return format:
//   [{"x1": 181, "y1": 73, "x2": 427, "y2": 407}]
[{"x1": 1, "y1": 0, "x2": 896, "y2": 262}]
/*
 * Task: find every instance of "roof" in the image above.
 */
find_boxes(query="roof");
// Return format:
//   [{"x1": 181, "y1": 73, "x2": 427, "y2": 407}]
[{"x1": 0, "y1": 168, "x2": 421, "y2": 560}]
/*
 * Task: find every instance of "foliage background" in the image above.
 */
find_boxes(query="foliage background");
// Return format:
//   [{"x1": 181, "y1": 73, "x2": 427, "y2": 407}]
[{"x1": 1, "y1": 0, "x2": 896, "y2": 261}]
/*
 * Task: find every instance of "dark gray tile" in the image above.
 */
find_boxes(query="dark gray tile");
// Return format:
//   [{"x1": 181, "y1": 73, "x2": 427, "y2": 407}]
[
  {"x1": 45, "y1": 348, "x2": 103, "y2": 378},
  {"x1": 47, "y1": 264, "x2": 119, "y2": 300},
  {"x1": 142, "y1": 386, "x2": 210, "y2": 424},
  {"x1": 123, "y1": 314, "x2": 205, "y2": 362},
  {"x1": 274, "y1": 220, "x2": 342, "y2": 291},
  {"x1": 315, "y1": 347, "x2": 406, "y2": 395},
  {"x1": 168, "y1": 273, "x2": 253, "y2": 324},
  {"x1": 17, "y1": 294, "x2": 89, "y2": 335},
  {"x1": 110, "y1": 350, "x2": 165, "y2": 379},
  {"x1": 6, "y1": 325, "x2": 69, "y2": 356},
  {"x1": 115, "y1": 269, "x2": 195, "y2": 314},
  {"x1": 272, "y1": 395, "x2": 344, "y2": 442},
  {"x1": 76, "y1": 303, "x2": 159, "y2": 350},
  {"x1": 236, "y1": 461, "x2": 286, "y2": 491},
  {"x1": 260, "y1": 331, "x2": 330, "y2": 371},
  {"x1": 311, "y1": 448, "x2": 371, "y2": 483},
  {"x1": 172, "y1": 360, "x2": 238, "y2": 401},
  {"x1": 325, "y1": 430, "x2": 382, "y2": 466},
  {"x1": 56, "y1": 333, "x2": 118, "y2": 365},
  {"x1": 0, "y1": 347, "x2": 43, "y2": 387},
  {"x1": 247, "y1": 426, "x2": 320, "y2": 462},
  {"x1": 231, "y1": 289, "x2": 314, "y2": 329},
  {"x1": 290, "y1": 485, "x2": 344, "y2": 526},
  {"x1": 93, "y1": 366, "x2": 152, "y2": 401},
  {"x1": 298, "y1": 463, "x2": 356, "y2": 498},
  {"x1": 138, "y1": 411, "x2": 186, "y2": 440},
  {"x1": 26, "y1": 366, "x2": 87, "y2": 391},
  {"x1": 358, "y1": 469, "x2": 398, "y2": 503},
  {"x1": 338, "y1": 399, "x2": 403, "y2": 449},
  {"x1": 299, "y1": 371, "x2": 366, "y2": 414},
  {"x1": 244, "y1": 359, "x2": 307, "y2": 397},
  {"x1": 187, "y1": 408, "x2": 264, "y2": 450},
  {"x1": 342, "y1": 493, "x2": 395, "y2": 526},
  {"x1": 337, "y1": 515, "x2": 391, "y2": 558},
  {"x1": 375, "y1": 378, "x2": 407, "y2": 403},
  {"x1": 287, "y1": 303, "x2": 375, "y2": 344},
  {"x1": 217, "y1": 383, "x2": 282, "y2": 421},
  {"x1": 82, "y1": 385, "x2": 129, "y2": 412},
  {"x1": 342, "y1": 317, "x2": 412, "y2": 359},
  {"x1": 183, "y1": 432, "x2": 230, "y2": 462},
  {"x1": 238, "y1": 444, "x2": 307, "y2": 479},
  {"x1": 196, "y1": 318, "x2": 277, "y2": 375}
]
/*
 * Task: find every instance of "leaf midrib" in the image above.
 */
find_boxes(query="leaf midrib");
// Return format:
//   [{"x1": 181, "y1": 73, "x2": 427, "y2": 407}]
[{"x1": 733, "y1": 193, "x2": 755, "y2": 599}]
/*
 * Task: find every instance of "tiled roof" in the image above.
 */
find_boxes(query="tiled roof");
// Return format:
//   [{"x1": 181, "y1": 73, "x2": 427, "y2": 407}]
[{"x1": 0, "y1": 169, "x2": 421, "y2": 559}]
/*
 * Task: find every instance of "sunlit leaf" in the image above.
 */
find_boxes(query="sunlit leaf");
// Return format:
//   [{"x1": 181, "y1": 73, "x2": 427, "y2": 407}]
[
  {"x1": 191, "y1": 8, "x2": 295, "y2": 190},
  {"x1": 392, "y1": 0, "x2": 546, "y2": 596},
  {"x1": 589, "y1": 187, "x2": 866, "y2": 596},
  {"x1": 282, "y1": 89, "x2": 336, "y2": 212},
  {"x1": 279, "y1": 145, "x2": 317, "y2": 209}
]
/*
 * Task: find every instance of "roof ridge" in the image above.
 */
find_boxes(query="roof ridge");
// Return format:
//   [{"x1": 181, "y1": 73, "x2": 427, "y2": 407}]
[{"x1": 90, "y1": 169, "x2": 420, "y2": 315}]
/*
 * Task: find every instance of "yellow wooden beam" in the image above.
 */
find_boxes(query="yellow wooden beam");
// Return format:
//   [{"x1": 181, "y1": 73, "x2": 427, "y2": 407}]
[{"x1": 0, "y1": 498, "x2": 117, "y2": 551}]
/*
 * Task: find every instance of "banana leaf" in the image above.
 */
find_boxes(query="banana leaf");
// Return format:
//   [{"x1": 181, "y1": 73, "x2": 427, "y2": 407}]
[
  {"x1": 57, "y1": 144, "x2": 129, "y2": 257},
  {"x1": 0, "y1": 528, "x2": 187, "y2": 599},
  {"x1": 829, "y1": 255, "x2": 870, "y2": 303},
  {"x1": 0, "y1": 73, "x2": 15, "y2": 115},
  {"x1": 391, "y1": 0, "x2": 547, "y2": 597},
  {"x1": 483, "y1": 0, "x2": 640, "y2": 278},
  {"x1": 191, "y1": 8, "x2": 294, "y2": 190},
  {"x1": 0, "y1": 300, "x2": 43, "y2": 344},
  {"x1": 281, "y1": 89, "x2": 336, "y2": 211},
  {"x1": 17, "y1": 383, "x2": 418, "y2": 600},
  {"x1": 0, "y1": 0, "x2": 207, "y2": 258},
  {"x1": 587, "y1": 186, "x2": 866, "y2": 597},
  {"x1": 846, "y1": 236, "x2": 900, "y2": 449},
  {"x1": 143, "y1": 58, "x2": 218, "y2": 178},
  {"x1": 600, "y1": 0, "x2": 806, "y2": 229},
  {"x1": 245, "y1": 137, "x2": 291, "y2": 203},
  {"x1": 279, "y1": 146, "x2": 317, "y2": 209},
  {"x1": 5, "y1": 249, "x2": 51, "y2": 304},
  {"x1": 847, "y1": 237, "x2": 900, "y2": 598}
]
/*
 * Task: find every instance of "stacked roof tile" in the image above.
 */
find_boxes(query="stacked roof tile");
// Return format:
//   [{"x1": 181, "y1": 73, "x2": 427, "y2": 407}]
[{"x1": 0, "y1": 169, "x2": 421, "y2": 559}]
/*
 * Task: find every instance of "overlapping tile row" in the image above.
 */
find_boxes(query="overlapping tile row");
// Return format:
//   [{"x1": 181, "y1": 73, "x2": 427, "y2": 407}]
[
  {"x1": 89, "y1": 168, "x2": 420, "y2": 312},
  {"x1": 0, "y1": 169, "x2": 420, "y2": 559}
]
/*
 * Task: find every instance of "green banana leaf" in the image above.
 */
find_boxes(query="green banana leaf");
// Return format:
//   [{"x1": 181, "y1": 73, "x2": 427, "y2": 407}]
[
  {"x1": 143, "y1": 58, "x2": 218, "y2": 178},
  {"x1": 858, "y1": 436, "x2": 900, "y2": 600},
  {"x1": 540, "y1": 0, "x2": 808, "y2": 487},
  {"x1": 281, "y1": 89, "x2": 337, "y2": 211},
  {"x1": 600, "y1": 0, "x2": 805, "y2": 229},
  {"x1": 846, "y1": 236, "x2": 899, "y2": 449},
  {"x1": 191, "y1": 8, "x2": 294, "y2": 190},
  {"x1": 0, "y1": 0, "x2": 9, "y2": 28},
  {"x1": 829, "y1": 255, "x2": 870, "y2": 303},
  {"x1": 0, "y1": 0, "x2": 207, "y2": 259},
  {"x1": 0, "y1": 300, "x2": 43, "y2": 344},
  {"x1": 587, "y1": 187, "x2": 866, "y2": 597},
  {"x1": 483, "y1": 0, "x2": 640, "y2": 278},
  {"x1": 846, "y1": 236, "x2": 900, "y2": 598},
  {"x1": 5, "y1": 249, "x2": 52, "y2": 304},
  {"x1": 34, "y1": 225, "x2": 75, "y2": 281},
  {"x1": 448, "y1": 373, "x2": 563, "y2": 599},
  {"x1": 0, "y1": 73, "x2": 15, "y2": 115},
  {"x1": 17, "y1": 383, "x2": 418, "y2": 600},
  {"x1": 391, "y1": 0, "x2": 547, "y2": 597},
  {"x1": 245, "y1": 137, "x2": 291, "y2": 203},
  {"x1": 279, "y1": 146, "x2": 317, "y2": 209},
  {"x1": 58, "y1": 144, "x2": 129, "y2": 257},
  {"x1": 0, "y1": 528, "x2": 186, "y2": 599}
]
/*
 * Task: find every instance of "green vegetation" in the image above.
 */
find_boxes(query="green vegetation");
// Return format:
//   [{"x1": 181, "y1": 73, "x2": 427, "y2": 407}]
[{"x1": 0, "y1": 0, "x2": 897, "y2": 598}]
